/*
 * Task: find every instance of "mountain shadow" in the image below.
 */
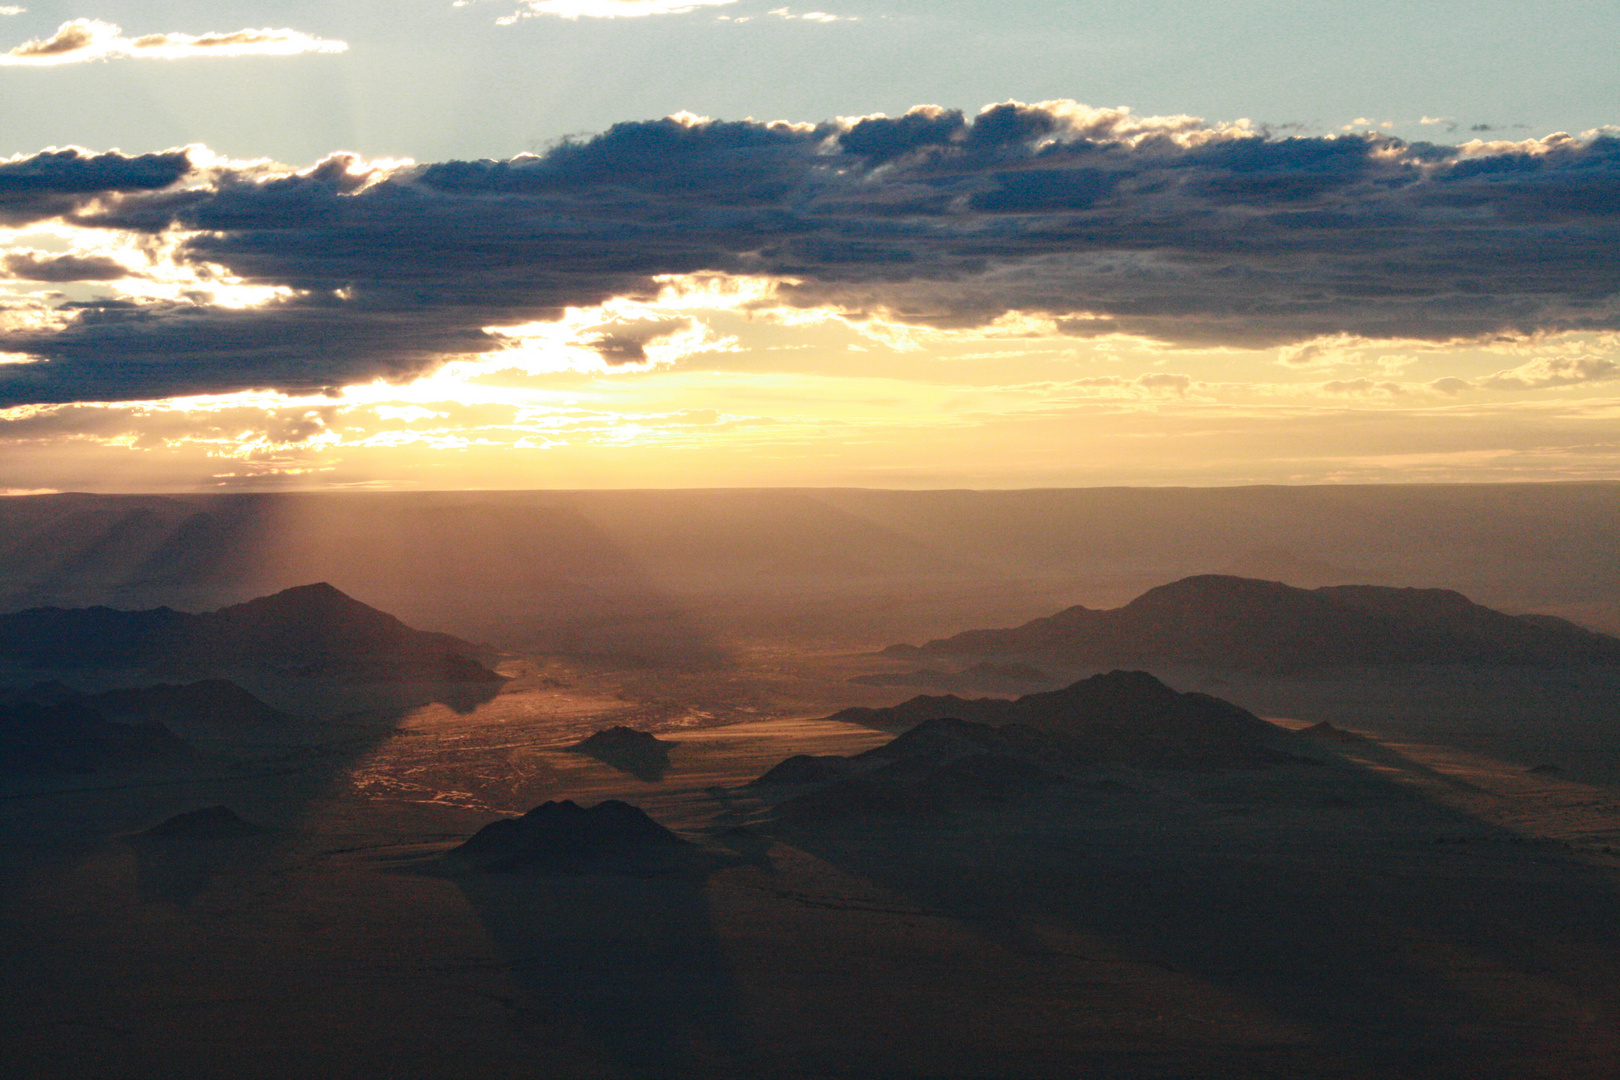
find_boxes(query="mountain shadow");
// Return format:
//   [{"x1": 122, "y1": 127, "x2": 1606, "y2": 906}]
[
  {"x1": 568, "y1": 726, "x2": 673, "y2": 782},
  {"x1": 890, "y1": 574, "x2": 1620, "y2": 671},
  {"x1": 437, "y1": 799, "x2": 728, "y2": 876},
  {"x1": 440, "y1": 799, "x2": 756, "y2": 1076},
  {"x1": 762, "y1": 723, "x2": 1620, "y2": 1078}
]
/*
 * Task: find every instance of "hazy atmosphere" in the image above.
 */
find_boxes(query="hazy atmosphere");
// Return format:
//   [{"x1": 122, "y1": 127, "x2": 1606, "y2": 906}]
[{"x1": 3, "y1": 3, "x2": 1619, "y2": 1079}]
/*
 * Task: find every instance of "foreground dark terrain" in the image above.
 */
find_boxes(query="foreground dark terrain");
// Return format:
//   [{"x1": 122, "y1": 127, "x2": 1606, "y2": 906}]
[{"x1": 3, "y1": 486, "x2": 1619, "y2": 1079}]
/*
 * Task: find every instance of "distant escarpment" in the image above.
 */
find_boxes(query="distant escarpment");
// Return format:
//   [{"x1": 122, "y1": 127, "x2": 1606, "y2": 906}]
[
  {"x1": 756, "y1": 671, "x2": 1288, "y2": 825},
  {"x1": 886, "y1": 575, "x2": 1620, "y2": 670},
  {"x1": 79, "y1": 680, "x2": 288, "y2": 725},
  {"x1": 848, "y1": 661, "x2": 1055, "y2": 694},
  {"x1": 0, "y1": 699, "x2": 186, "y2": 775},
  {"x1": 0, "y1": 679, "x2": 282, "y2": 776},
  {"x1": 0, "y1": 583, "x2": 503, "y2": 683},
  {"x1": 440, "y1": 799, "x2": 728, "y2": 875}
]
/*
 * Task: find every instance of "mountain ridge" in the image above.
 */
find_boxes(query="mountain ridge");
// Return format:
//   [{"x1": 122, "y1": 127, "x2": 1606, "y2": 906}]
[{"x1": 0, "y1": 583, "x2": 502, "y2": 682}]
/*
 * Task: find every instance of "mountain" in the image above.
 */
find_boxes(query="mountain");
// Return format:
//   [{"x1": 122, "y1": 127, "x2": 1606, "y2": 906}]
[
  {"x1": 145, "y1": 806, "x2": 268, "y2": 839},
  {"x1": 440, "y1": 799, "x2": 705, "y2": 875},
  {"x1": 0, "y1": 583, "x2": 503, "y2": 682},
  {"x1": 756, "y1": 672, "x2": 1283, "y2": 824},
  {"x1": 569, "y1": 726, "x2": 672, "y2": 782},
  {"x1": 891, "y1": 575, "x2": 1620, "y2": 670},
  {"x1": 824, "y1": 670, "x2": 1284, "y2": 768}
]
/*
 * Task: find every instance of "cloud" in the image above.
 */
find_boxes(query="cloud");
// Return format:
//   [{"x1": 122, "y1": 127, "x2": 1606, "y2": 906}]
[
  {"x1": 0, "y1": 19, "x2": 347, "y2": 65},
  {"x1": 570, "y1": 316, "x2": 695, "y2": 364},
  {"x1": 498, "y1": 0, "x2": 734, "y2": 21},
  {"x1": 765, "y1": 7, "x2": 853, "y2": 21},
  {"x1": 1320, "y1": 378, "x2": 1404, "y2": 396},
  {"x1": 0, "y1": 7, "x2": 24, "y2": 16},
  {"x1": 1134, "y1": 372, "x2": 1194, "y2": 396},
  {"x1": 0, "y1": 147, "x2": 194, "y2": 226},
  {"x1": 1, "y1": 250, "x2": 133, "y2": 281},
  {"x1": 1479, "y1": 354, "x2": 1620, "y2": 390},
  {"x1": 1065, "y1": 372, "x2": 1197, "y2": 398},
  {"x1": 1278, "y1": 334, "x2": 1379, "y2": 369},
  {"x1": 3, "y1": 102, "x2": 1620, "y2": 404}
]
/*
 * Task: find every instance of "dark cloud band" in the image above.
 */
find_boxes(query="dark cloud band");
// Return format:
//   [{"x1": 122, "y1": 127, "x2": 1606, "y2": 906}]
[
  {"x1": 2, "y1": 104, "x2": 1618, "y2": 404},
  {"x1": 0, "y1": 147, "x2": 193, "y2": 226}
]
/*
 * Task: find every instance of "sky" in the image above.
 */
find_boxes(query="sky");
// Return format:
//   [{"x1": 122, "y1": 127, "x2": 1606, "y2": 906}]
[{"x1": 0, "y1": 0, "x2": 1616, "y2": 492}]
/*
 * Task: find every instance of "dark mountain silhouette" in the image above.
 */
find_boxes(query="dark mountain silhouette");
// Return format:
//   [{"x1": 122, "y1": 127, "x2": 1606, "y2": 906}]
[
  {"x1": 892, "y1": 575, "x2": 1620, "y2": 670},
  {"x1": 145, "y1": 805, "x2": 268, "y2": 839},
  {"x1": 824, "y1": 670, "x2": 1280, "y2": 767},
  {"x1": 0, "y1": 699, "x2": 187, "y2": 775},
  {"x1": 0, "y1": 583, "x2": 503, "y2": 682},
  {"x1": 1221, "y1": 547, "x2": 1356, "y2": 586},
  {"x1": 750, "y1": 753, "x2": 862, "y2": 787},
  {"x1": 757, "y1": 673, "x2": 1286, "y2": 825},
  {"x1": 569, "y1": 726, "x2": 672, "y2": 782},
  {"x1": 440, "y1": 799, "x2": 710, "y2": 875},
  {"x1": 750, "y1": 716, "x2": 1045, "y2": 789},
  {"x1": 857, "y1": 714, "x2": 1067, "y2": 761},
  {"x1": 1299, "y1": 722, "x2": 1373, "y2": 744}
]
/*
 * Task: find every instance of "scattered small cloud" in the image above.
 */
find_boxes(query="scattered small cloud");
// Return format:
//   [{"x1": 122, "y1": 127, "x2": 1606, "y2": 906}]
[
  {"x1": 1134, "y1": 372, "x2": 1194, "y2": 396},
  {"x1": 766, "y1": 6, "x2": 854, "y2": 20},
  {"x1": 497, "y1": 0, "x2": 734, "y2": 22},
  {"x1": 0, "y1": 19, "x2": 347, "y2": 65},
  {"x1": 0, "y1": 8, "x2": 25, "y2": 16},
  {"x1": 1066, "y1": 372, "x2": 1197, "y2": 399},
  {"x1": 1277, "y1": 334, "x2": 1377, "y2": 369},
  {"x1": 1320, "y1": 378, "x2": 1404, "y2": 397},
  {"x1": 2, "y1": 250, "x2": 135, "y2": 282},
  {"x1": 1479, "y1": 355, "x2": 1619, "y2": 390}
]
